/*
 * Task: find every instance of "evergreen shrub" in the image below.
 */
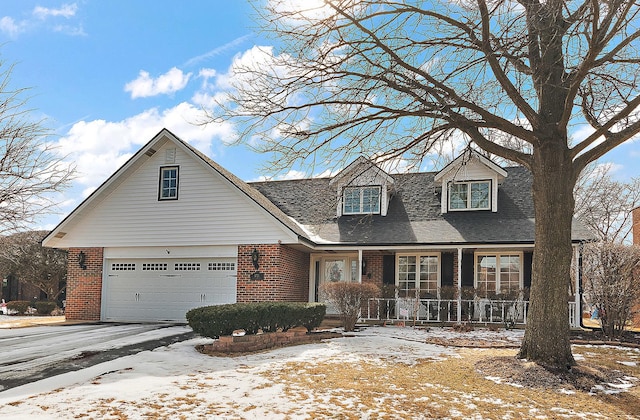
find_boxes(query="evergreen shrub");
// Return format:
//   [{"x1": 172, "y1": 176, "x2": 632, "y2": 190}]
[{"x1": 186, "y1": 302, "x2": 326, "y2": 338}]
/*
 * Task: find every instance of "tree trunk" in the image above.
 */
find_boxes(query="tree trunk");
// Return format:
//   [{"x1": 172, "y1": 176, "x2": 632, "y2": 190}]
[{"x1": 518, "y1": 142, "x2": 576, "y2": 369}]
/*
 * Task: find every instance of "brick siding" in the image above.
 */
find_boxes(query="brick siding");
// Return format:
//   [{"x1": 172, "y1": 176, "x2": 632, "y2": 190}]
[
  {"x1": 66, "y1": 248, "x2": 103, "y2": 321},
  {"x1": 362, "y1": 251, "x2": 383, "y2": 289},
  {"x1": 237, "y1": 244, "x2": 310, "y2": 302}
]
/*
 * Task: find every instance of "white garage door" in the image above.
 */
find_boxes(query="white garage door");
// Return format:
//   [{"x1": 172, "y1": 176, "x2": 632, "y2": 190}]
[{"x1": 102, "y1": 258, "x2": 237, "y2": 322}]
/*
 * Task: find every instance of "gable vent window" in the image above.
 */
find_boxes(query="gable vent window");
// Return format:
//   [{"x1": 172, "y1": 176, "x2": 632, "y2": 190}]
[
  {"x1": 165, "y1": 148, "x2": 176, "y2": 163},
  {"x1": 159, "y1": 166, "x2": 179, "y2": 200},
  {"x1": 175, "y1": 262, "x2": 201, "y2": 271},
  {"x1": 449, "y1": 181, "x2": 490, "y2": 211},
  {"x1": 343, "y1": 186, "x2": 381, "y2": 215},
  {"x1": 209, "y1": 262, "x2": 235, "y2": 271},
  {"x1": 142, "y1": 263, "x2": 168, "y2": 271},
  {"x1": 112, "y1": 263, "x2": 136, "y2": 271}
]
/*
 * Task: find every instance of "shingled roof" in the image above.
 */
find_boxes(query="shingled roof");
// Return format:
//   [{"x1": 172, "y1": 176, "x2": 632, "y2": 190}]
[{"x1": 250, "y1": 166, "x2": 593, "y2": 246}]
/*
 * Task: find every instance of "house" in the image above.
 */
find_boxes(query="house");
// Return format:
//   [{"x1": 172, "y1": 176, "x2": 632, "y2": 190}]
[{"x1": 42, "y1": 129, "x2": 592, "y2": 324}]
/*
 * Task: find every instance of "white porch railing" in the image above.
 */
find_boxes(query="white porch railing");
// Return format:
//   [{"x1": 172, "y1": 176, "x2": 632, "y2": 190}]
[{"x1": 363, "y1": 298, "x2": 579, "y2": 327}]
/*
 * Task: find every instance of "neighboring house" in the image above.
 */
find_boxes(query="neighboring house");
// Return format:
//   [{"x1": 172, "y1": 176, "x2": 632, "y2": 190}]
[{"x1": 42, "y1": 129, "x2": 592, "y2": 324}]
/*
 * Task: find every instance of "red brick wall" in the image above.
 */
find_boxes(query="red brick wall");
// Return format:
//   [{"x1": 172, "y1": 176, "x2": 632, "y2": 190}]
[
  {"x1": 237, "y1": 244, "x2": 309, "y2": 302},
  {"x1": 362, "y1": 251, "x2": 383, "y2": 290},
  {"x1": 66, "y1": 248, "x2": 103, "y2": 321}
]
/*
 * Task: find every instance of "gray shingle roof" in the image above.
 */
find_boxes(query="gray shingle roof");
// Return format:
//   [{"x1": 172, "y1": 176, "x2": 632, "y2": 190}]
[{"x1": 250, "y1": 166, "x2": 593, "y2": 245}]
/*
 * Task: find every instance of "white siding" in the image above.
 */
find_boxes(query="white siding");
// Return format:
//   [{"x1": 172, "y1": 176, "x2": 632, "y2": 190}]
[{"x1": 52, "y1": 143, "x2": 298, "y2": 248}]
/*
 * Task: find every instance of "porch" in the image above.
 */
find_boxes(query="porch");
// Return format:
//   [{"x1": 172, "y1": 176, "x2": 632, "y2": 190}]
[{"x1": 362, "y1": 298, "x2": 579, "y2": 327}]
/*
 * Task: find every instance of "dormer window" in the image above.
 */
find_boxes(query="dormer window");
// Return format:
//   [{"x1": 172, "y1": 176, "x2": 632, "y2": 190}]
[
  {"x1": 343, "y1": 186, "x2": 381, "y2": 215},
  {"x1": 449, "y1": 181, "x2": 490, "y2": 211}
]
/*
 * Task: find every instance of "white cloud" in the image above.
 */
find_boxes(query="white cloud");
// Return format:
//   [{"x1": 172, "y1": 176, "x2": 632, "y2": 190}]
[
  {"x1": 268, "y1": 0, "x2": 340, "y2": 23},
  {"x1": 125, "y1": 67, "x2": 192, "y2": 99},
  {"x1": 374, "y1": 156, "x2": 417, "y2": 174},
  {"x1": 0, "y1": 16, "x2": 27, "y2": 38},
  {"x1": 250, "y1": 169, "x2": 308, "y2": 182},
  {"x1": 33, "y1": 3, "x2": 78, "y2": 20},
  {"x1": 1, "y1": 3, "x2": 81, "y2": 38},
  {"x1": 214, "y1": 45, "x2": 281, "y2": 91},
  {"x1": 53, "y1": 24, "x2": 86, "y2": 36},
  {"x1": 55, "y1": 103, "x2": 236, "y2": 190}
]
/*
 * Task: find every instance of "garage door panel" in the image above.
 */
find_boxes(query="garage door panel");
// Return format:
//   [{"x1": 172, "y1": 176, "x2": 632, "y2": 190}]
[{"x1": 103, "y1": 258, "x2": 237, "y2": 322}]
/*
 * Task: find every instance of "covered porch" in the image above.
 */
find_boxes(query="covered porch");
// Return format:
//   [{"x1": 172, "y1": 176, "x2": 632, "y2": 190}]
[{"x1": 308, "y1": 244, "x2": 582, "y2": 328}]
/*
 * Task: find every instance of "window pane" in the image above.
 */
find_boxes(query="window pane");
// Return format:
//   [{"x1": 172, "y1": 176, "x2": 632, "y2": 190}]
[
  {"x1": 499, "y1": 255, "x2": 520, "y2": 294},
  {"x1": 351, "y1": 260, "x2": 358, "y2": 282},
  {"x1": 398, "y1": 256, "x2": 417, "y2": 296},
  {"x1": 343, "y1": 188, "x2": 360, "y2": 214},
  {"x1": 325, "y1": 260, "x2": 345, "y2": 282},
  {"x1": 450, "y1": 183, "x2": 468, "y2": 209},
  {"x1": 477, "y1": 255, "x2": 497, "y2": 296},
  {"x1": 419, "y1": 256, "x2": 438, "y2": 294},
  {"x1": 471, "y1": 182, "x2": 490, "y2": 209},
  {"x1": 160, "y1": 167, "x2": 178, "y2": 199},
  {"x1": 362, "y1": 187, "x2": 380, "y2": 213}
]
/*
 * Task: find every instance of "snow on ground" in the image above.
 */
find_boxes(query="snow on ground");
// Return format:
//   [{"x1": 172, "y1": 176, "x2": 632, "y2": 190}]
[
  {"x1": 0, "y1": 326, "x2": 466, "y2": 418},
  {"x1": 1, "y1": 323, "x2": 638, "y2": 418}
]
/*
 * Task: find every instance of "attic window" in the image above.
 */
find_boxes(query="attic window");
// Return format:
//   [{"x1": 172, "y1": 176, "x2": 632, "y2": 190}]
[
  {"x1": 449, "y1": 181, "x2": 490, "y2": 211},
  {"x1": 159, "y1": 166, "x2": 179, "y2": 200},
  {"x1": 343, "y1": 186, "x2": 381, "y2": 215}
]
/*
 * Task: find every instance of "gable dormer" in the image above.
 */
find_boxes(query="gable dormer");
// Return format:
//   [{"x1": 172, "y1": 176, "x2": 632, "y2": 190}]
[
  {"x1": 329, "y1": 156, "x2": 395, "y2": 217},
  {"x1": 434, "y1": 149, "x2": 507, "y2": 214}
]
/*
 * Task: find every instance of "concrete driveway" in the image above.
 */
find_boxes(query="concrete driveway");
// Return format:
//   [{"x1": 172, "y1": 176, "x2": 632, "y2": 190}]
[{"x1": 0, "y1": 321, "x2": 195, "y2": 391}]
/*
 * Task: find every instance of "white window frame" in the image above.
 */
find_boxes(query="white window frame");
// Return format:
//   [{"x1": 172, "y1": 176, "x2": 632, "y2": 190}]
[
  {"x1": 159, "y1": 166, "x2": 179, "y2": 201},
  {"x1": 474, "y1": 252, "x2": 523, "y2": 296},
  {"x1": 448, "y1": 180, "x2": 491, "y2": 211},
  {"x1": 343, "y1": 186, "x2": 381, "y2": 215},
  {"x1": 396, "y1": 253, "x2": 440, "y2": 298}
]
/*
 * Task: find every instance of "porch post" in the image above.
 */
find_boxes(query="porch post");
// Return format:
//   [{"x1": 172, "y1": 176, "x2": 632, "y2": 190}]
[
  {"x1": 457, "y1": 247, "x2": 462, "y2": 323},
  {"x1": 573, "y1": 244, "x2": 581, "y2": 328},
  {"x1": 358, "y1": 249, "x2": 363, "y2": 283}
]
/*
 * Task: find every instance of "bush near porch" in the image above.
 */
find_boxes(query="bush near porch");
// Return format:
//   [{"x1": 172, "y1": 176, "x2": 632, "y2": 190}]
[{"x1": 186, "y1": 302, "x2": 326, "y2": 338}]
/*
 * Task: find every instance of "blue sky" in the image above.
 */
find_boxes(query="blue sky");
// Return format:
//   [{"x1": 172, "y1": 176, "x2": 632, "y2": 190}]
[{"x1": 1, "y1": 1, "x2": 639, "y2": 230}]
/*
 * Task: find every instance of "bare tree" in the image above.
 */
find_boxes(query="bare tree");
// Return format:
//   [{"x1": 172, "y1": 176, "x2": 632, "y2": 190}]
[
  {"x1": 0, "y1": 230, "x2": 67, "y2": 302},
  {"x1": 574, "y1": 163, "x2": 640, "y2": 243},
  {"x1": 211, "y1": 0, "x2": 640, "y2": 369},
  {"x1": 0, "y1": 62, "x2": 75, "y2": 233},
  {"x1": 582, "y1": 242, "x2": 640, "y2": 338}
]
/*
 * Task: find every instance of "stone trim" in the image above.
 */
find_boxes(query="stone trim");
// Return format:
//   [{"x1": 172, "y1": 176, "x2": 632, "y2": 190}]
[{"x1": 197, "y1": 328, "x2": 342, "y2": 354}]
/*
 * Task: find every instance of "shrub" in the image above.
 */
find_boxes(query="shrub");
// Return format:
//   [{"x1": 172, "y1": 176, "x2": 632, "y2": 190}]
[
  {"x1": 582, "y1": 242, "x2": 640, "y2": 339},
  {"x1": 321, "y1": 282, "x2": 380, "y2": 332},
  {"x1": 34, "y1": 301, "x2": 57, "y2": 315},
  {"x1": 186, "y1": 302, "x2": 326, "y2": 339},
  {"x1": 6, "y1": 300, "x2": 31, "y2": 315}
]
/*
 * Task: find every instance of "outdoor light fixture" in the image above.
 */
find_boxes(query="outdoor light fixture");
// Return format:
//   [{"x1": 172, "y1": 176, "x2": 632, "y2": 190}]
[
  {"x1": 78, "y1": 251, "x2": 87, "y2": 270},
  {"x1": 251, "y1": 248, "x2": 260, "y2": 270}
]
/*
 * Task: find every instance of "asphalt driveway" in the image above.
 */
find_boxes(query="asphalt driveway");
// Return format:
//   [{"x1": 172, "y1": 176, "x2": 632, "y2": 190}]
[{"x1": 0, "y1": 321, "x2": 195, "y2": 391}]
